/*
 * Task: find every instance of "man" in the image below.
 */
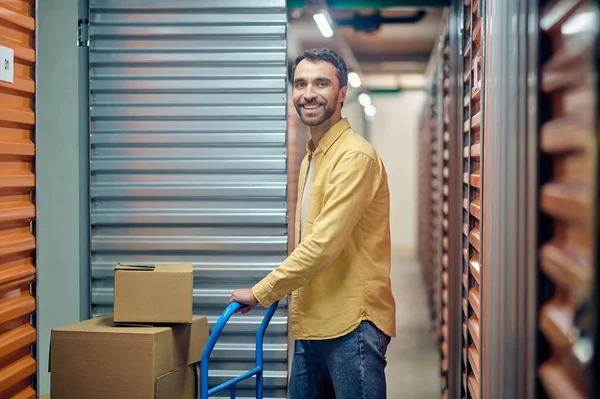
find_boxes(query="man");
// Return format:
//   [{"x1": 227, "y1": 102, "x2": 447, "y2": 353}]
[{"x1": 228, "y1": 48, "x2": 396, "y2": 399}]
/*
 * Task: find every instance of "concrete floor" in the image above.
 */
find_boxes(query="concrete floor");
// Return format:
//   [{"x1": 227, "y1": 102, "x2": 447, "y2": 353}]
[{"x1": 386, "y1": 255, "x2": 440, "y2": 399}]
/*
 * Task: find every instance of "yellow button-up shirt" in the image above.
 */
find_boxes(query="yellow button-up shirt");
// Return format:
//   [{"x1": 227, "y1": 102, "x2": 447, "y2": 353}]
[{"x1": 252, "y1": 118, "x2": 396, "y2": 340}]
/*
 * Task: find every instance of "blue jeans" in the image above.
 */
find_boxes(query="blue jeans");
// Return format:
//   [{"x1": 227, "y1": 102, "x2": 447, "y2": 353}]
[{"x1": 287, "y1": 321, "x2": 391, "y2": 399}]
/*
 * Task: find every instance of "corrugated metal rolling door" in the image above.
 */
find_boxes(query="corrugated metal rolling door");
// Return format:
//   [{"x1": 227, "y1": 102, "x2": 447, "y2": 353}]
[
  {"x1": 537, "y1": 1, "x2": 598, "y2": 397},
  {"x1": 0, "y1": 1, "x2": 36, "y2": 398},
  {"x1": 462, "y1": 0, "x2": 483, "y2": 398},
  {"x1": 87, "y1": 1, "x2": 289, "y2": 397}
]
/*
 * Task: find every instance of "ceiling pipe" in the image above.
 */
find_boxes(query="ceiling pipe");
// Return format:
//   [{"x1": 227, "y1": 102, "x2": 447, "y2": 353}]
[
  {"x1": 335, "y1": 10, "x2": 427, "y2": 33},
  {"x1": 287, "y1": 0, "x2": 450, "y2": 9}
]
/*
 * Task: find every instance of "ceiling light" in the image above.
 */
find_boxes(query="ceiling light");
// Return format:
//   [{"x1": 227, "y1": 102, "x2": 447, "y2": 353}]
[
  {"x1": 358, "y1": 93, "x2": 372, "y2": 107},
  {"x1": 348, "y1": 72, "x2": 362, "y2": 88},
  {"x1": 313, "y1": 12, "x2": 334, "y2": 38},
  {"x1": 364, "y1": 104, "x2": 376, "y2": 117},
  {"x1": 561, "y1": 11, "x2": 596, "y2": 35}
]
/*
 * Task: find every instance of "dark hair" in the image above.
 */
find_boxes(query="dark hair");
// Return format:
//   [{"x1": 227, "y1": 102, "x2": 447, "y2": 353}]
[{"x1": 292, "y1": 48, "x2": 348, "y2": 88}]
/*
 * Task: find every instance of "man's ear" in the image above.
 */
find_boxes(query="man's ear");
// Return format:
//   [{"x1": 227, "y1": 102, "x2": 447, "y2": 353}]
[{"x1": 339, "y1": 85, "x2": 348, "y2": 104}]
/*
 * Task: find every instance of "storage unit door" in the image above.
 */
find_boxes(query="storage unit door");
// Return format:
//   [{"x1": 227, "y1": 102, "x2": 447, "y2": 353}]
[
  {"x1": 537, "y1": 0, "x2": 599, "y2": 397},
  {"x1": 461, "y1": 0, "x2": 483, "y2": 397},
  {"x1": 87, "y1": 1, "x2": 289, "y2": 397},
  {"x1": 0, "y1": 1, "x2": 36, "y2": 398}
]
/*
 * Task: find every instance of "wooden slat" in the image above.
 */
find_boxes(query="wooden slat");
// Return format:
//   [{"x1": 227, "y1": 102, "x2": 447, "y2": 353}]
[
  {"x1": 468, "y1": 315, "x2": 481, "y2": 349},
  {"x1": 441, "y1": 357, "x2": 448, "y2": 371},
  {"x1": 541, "y1": 43, "x2": 592, "y2": 94},
  {"x1": 470, "y1": 199, "x2": 481, "y2": 219},
  {"x1": 470, "y1": 170, "x2": 481, "y2": 188},
  {"x1": 540, "y1": 183, "x2": 589, "y2": 223},
  {"x1": 0, "y1": 324, "x2": 35, "y2": 361},
  {"x1": 469, "y1": 285, "x2": 481, "y2": 318},
  {"x1": 539, "y1": 302, "x2": 575, "y2": 349},
  {"x1": 10, "y1": 387, "x2": 36, "y2": 399},
  {"x1": 468, "y1": 373, "x2": 480, "y2": 399},
  {"x1": 471, "y1": 142, "x2": 481, "y2": 157},
  {"x1": 0, "y1": 355, "x2": 36, "y2": 395},
  {"x1": 471, "y1": 112, "x2": 482, "y2": 130},
  {"x1": 473, "y1": 18, "x2": 482, "y2": 43},
  {"x1": 468, "y1": 344, "x2": 480, "y2": 378},
  {"x1": 540, "y1": 243, "x2": 590, "y2": 294},
  {"x1": 475, "y1": 48, "x2": 481, "y2": 66},
  {"x1": 441, "y1": 341, "x2": 448, "y2": 358},
  {"x1": 469, "y1": 255, "x2": 481, "y2": 284},
  {"x1": 470, "y1": 228, "x2": 481, "y2": 250},
  {"x1": 540, "y1": 119, "x2": 590, "y2": 153},
  {"x1": 472, "y1": 86, "x2": 481, "y2": 102},
  {"x1": 0, "y1": 294, "x2": 35, "y2": 326}
]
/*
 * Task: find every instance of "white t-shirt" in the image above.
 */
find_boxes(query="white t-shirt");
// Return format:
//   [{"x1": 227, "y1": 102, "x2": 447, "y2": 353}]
[{"x1": 300, "y1": 154, "x2": 315, "y2": 241}]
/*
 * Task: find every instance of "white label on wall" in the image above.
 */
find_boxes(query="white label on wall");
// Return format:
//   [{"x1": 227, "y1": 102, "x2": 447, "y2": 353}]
[{"x1": 0, "y1": 46, "x2": 14, "y2": 84}]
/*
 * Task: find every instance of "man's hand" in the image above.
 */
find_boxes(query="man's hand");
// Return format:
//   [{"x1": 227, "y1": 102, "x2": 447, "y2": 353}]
[{"x1": 228, "y1": 289, "x2": 259, "y2": 314}]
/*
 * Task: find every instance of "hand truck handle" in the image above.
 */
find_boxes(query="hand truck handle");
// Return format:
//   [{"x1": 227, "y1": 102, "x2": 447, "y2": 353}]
[{"x1": 199, "y1": 300, "x2": 280, "y2": 399}]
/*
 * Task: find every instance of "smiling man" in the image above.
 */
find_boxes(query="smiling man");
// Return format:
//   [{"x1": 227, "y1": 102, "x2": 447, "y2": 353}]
[{"x1": 229, "y1": 48, "x2": 396, "y2": 399}]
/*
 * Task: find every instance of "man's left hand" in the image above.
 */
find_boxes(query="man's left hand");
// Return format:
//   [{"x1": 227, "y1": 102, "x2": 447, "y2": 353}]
[{"x1": 228, "y1": 289, "x2": 259, "y2": 314}]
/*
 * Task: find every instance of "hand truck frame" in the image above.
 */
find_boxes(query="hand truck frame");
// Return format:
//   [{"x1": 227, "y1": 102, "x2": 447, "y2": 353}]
[{"x1": 199, "y1": 300, "x2": 280, "y2": 399}]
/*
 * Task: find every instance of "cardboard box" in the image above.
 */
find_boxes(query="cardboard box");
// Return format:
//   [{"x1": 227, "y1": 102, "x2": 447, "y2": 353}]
[
  {"x1": 114, "y1": 263, "x2": 194, "y2": 323},
  {"x1": 50, "y1": 315, "x2": 209, "y2": 399}
]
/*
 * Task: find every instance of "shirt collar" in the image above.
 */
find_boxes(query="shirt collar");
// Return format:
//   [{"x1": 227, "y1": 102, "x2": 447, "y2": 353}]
[{"x1": 306, "y1": 118, "x2": 351, "y2": 155}]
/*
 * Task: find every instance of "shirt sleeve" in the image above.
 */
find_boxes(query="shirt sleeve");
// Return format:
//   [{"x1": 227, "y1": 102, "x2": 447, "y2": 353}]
[{"x1": 252, "y1": 151, "x2": 380, "y2": 307}]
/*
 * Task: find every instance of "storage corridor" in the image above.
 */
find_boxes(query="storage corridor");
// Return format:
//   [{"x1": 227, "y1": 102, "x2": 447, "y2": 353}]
[
  {"x1": 386, "y1": 254, "x2": 441, "y2": 399},
  {"x1": 1, "y1": 0, "x2": 599, "y2": 398}
]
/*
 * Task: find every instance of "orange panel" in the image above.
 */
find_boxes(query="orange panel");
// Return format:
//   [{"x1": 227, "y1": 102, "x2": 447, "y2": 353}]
[{"x1": 0, "y1": 1, "x2": 36, "y2": 398}]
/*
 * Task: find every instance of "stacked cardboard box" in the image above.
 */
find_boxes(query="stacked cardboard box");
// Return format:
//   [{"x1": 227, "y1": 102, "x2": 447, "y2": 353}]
[{"x1": 50, "y1": 263, "x2": 206, "y2": 399}]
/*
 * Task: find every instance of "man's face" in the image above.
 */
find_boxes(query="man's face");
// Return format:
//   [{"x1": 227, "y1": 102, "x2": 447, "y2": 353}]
[{"x1": 293, "y1": 59, "x2": 347, "y2": 127}]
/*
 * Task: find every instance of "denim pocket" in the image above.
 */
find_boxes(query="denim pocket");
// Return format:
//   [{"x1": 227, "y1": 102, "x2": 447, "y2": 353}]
[{"x1": 374, "y1": 324, "x2": 391, "y2": 357}]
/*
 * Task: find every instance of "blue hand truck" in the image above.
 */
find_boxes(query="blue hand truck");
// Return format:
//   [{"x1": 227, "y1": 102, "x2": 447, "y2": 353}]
[{"x1": 199, "y1": 300, "x2": 280, "y2": 399}]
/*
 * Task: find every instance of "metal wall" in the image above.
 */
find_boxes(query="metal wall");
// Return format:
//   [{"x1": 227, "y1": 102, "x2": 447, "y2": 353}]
[
  {"x1": 482, "y1": 0, "x2": 539, "y2": 397},
  {"x1": 0, "y1": 1, "x2": 37, "y2": 398},
  {"x1": 87, "y1": 1, "x2": 289, "y2": 397}
]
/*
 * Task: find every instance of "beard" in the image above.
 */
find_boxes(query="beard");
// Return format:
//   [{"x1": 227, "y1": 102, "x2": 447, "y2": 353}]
[{"x1": 294, "y1": 95, "x2": 338, "y2": 127}]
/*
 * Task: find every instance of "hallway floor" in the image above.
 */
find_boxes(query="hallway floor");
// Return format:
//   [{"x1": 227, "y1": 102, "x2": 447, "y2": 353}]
[{"x1": 386, "y1": 254, "x2": 440, "y2": 398}]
